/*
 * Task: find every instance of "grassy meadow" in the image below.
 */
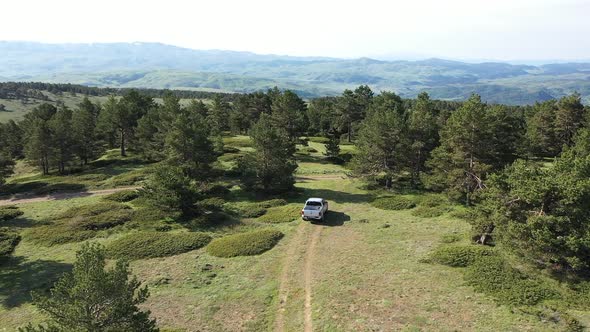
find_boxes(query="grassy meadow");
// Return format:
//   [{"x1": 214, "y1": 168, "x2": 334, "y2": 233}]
[{"x1": 1, "y1": 136, "x2": 589, "y2": 331}]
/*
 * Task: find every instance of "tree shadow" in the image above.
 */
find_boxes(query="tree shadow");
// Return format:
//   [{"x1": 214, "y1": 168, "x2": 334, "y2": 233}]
[
  {"x1": 296, "y1": 154, "x2": 332, "y2": 164},
  {"x1": 0, "y1": 216, "x2": 48, "y2": 229},
  {"x1": 0, "y1": 182, "x2": 88, "y2": 200},
  {"x1": 288, "y1": 188, "x2": 372, "y2": 204},
  {"x1": 0, "y1": 256, "x2": 72, "y2": 308},
  {"x1": 310, "y1": 210, "x2": 350, "y2": 227}
]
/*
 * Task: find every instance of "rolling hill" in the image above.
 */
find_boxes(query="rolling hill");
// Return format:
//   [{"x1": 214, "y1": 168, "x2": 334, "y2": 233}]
[{"x1": 2, "y1": 41, "x2": 590, "y2": 104}]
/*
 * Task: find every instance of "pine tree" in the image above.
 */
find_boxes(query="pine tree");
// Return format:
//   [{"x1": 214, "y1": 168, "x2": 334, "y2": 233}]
[
  {"x1": 408, "y1": 92, "x2": 439, "y2": 186},
  {"x1": 0, "y1": 123, "x2": 15, "y2": 184},
  {"x1": 554, "y1": 93, "x2": 586, "y2": 147},
  {"x1": 525, "y1": 100, "x2": 559, "y2": 157},
  {"x1": 97, "y1": 91, "x2": 153, "y2": 156},
  {"x1": 49, "y1": 107, "x2": 75, "y2": 174},
  {"x1": 270, "y1": 90, "x2": 307, "y2": 140},
  {"x1": 72, "y1": 98, "x2": 100, "y2": 165},
  {"x1": 238, "y1": 114, "x2": 297, "y2": 193},
  {"x1": 22, "y1": 104, "x2": 57, "y2": 175},
  {"x1": 324, "y1": 129, "x2": 341, "y2": 162},
  {"x1": 27, "y1": 243, "x2": 157, "y2": 331},
  {"x1": 352, "y1": 92, "x2": 409, "y2": 188},
  {"x1": 141, "y1": 165, "x2": 199, "y2": 216},
  {"x1": 165, "y1": 109, "x2": 216, "y2": 180},
  {"x1": 424, "y1": 94, "x2": 497, "y2": 204},
  {"x1": 474, "y1": 151, "x2": 590, "y2": 272},
  {"x1": 335, "y1": 86, "x2": 374, "y2": 142},
  {"x1": 207, "y1": 95, "x2": 230, "y2": 154}
]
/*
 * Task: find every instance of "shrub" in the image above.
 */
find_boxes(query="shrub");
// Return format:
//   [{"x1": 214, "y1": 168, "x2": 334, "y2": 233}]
[
  {"x1": 108, "y1": 232, "x2": 211, "y2": 260},
  {"x1": 440, "y1": 234, "x2": 463, "y2": 244},
  {"x1": 430, "y1": 245, "x2": 496, "y2": 267},
  {"x1": 218, "y1": 153, "x2": 242, "y2": 163},
  {"x1": 58, "y1": 202, "x2": 134, "y2": 230},
  {"x1": 197, "y1": 197, "x2": 226, "y2": 211},
  {"x1": 206, "y1": 228, "x2": 283, "y2": 257},
  {"x1": 75, "y1": 173, "x2": 110, "y2": 182},
  {"x1": 411, "y1": 206, "x2": 452, "y2": 218},
  {"x1": 448, "y1": 208, "x2": 477, "y2": 220},
  {"x1": 306, "y1": 137, "x2": 329, "y2": 144},
  {"x1": 107, "y1": 170, "x2": 147, "y2": 186},
  {"x1": 240, "y1": 206, "x2": 267, "y2": 218},
  {"x1": 419, "y1": 195, "x2": 448, "y2": 207},
  {"x1": 0, "y1": 230, "x2": 21, "y2": 257},
  {"x1": 0, "y1": 206, "x2": 23, "y2": 222},
  {"x1": 202, "y1": 184, "x2": 231, "y2": 198},
  {"x1": 257, "y1": 204, "x2": 301, "y2": 223},
  {"x1": 27, "y1": 202, "x2": 134, "y2": 246},
  {"x1": 223, "y1": 136, "x2": 253, "y2": 148},
  {"x1": 26, "y1": 224, "x2": 96, "y2": 246},
  {"x1": 102, "y1": 190, "x2": 140, "y2": 202},
  {"x1": 465, "y1": 255, "x2": 557, "y2": 305},
  {"x1": 259, "y1": 199, "x2": 288, "y2": 208},
  {"x1": 371, "y1": 196, "x2": 416, "y2": 210},
  {"x1": 223, "y1": 146, "x2": 241, "y2": 154},
  {"x1": 125, "y1": 207, "x2": 180, "y2": 231}
]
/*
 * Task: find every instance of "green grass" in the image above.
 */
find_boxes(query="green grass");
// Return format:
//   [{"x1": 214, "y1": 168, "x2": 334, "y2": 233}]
[{"x1": 1, "y1": 141, "x2": 590, "y2": 331}]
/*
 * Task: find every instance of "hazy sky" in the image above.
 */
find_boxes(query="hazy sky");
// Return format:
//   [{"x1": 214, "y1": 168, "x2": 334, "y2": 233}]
[{"x1": 1, "y1": 0, "x2": 589, "y2": 61}]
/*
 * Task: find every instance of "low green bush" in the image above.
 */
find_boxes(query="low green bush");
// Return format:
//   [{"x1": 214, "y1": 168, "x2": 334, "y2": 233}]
[
  {"x1": 306, "y1": 137, "x2": 329, "y2": 144},
  {"x1": 240, "y1": 207, "x2": 267, "y2": 218},
  {"x1": 206, "y1": 228, "x2": 283, "y2": 257},
  {"x1": 27, "y1": 202, "x2": 134, "y2": 246},
  {"x1": 0, "y1": 229, "x2": 21, "y2": 257},
  {"x1": 108, "y1": 231, "x2": 211, "y2": 260},
  {"x1": 256, "y1": 204, "x2": 301, "y2": 223},
  {"x1": 223, "y1": 136, "x2": 253, "y2": 148},
  {"x1": 448, "y1": 208, "x2": 476, "y2": 220},
  {"x1": 102, "y1": 190, "x2": 140, "y2": 202},
  {"x1": 57, "y1": 202, "x2": 134, "y2": 230},
  {"x1": 411, "y1": 205, "x2": 452, "y2": 218},
  {"x1": 371, "y1": 196, "x2": 416, "y2": 210},
  {"x1": 0, "y1": 206, "x2": 23, "y2": 222},
  {"x1": 197, "y1": 197, "x2": 226, "y2": 211},
  {"x1": 418, "y1": 195, "x2": 448, "y2": 207},
  {"x1": 107, "y1": 170, "x2": 147, "y2": 186},
  {"x1": 440, "y1": 234, "x2": 463, "y2": 244},
  {"x1": 258, "y1": 199, "x2": 288, "y2": 208},
  {"x1": 218, "y1": 153, "x2": 242, "y2": 163},
  {"x1": 75, "y1": 173, "x2": 110, "y2": 182},
  {"x1": 430, "y1": 245, "x2": 496, "y2": 267},
  {"x1": 223, "y1": 146, "x2": 241, "y2": 154},
  {"x1": 26, "y1": 224, "x2": 96, "y2": 246},
  {"x1": 465, "y1": 255, "x2": 557, "y2": 305}
]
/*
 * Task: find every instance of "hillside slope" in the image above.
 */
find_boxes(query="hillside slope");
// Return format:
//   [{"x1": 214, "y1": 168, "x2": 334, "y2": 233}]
[{"x1": 2, "y1": 42, "x2": 590, "y2": 104}]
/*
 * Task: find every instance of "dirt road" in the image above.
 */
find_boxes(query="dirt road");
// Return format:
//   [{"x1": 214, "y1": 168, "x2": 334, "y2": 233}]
[
  {"x1": 0, "y1": 187, "x2": 141, "y2": 206},
  {"x1": 275, "y1": 220, "x2": 323, "y2": 332}
]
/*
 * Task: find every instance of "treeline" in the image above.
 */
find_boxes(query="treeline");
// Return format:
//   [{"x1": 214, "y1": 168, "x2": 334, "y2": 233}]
[
  {"x1": 1, "y1": 85, "x2": 589, "y2": 275},
  {"x1": 0, "y1": 82, "x2": 240, "y2": 102},
  {"x1": 340, "y1": 89, "x2": 590, "y2": 275}
]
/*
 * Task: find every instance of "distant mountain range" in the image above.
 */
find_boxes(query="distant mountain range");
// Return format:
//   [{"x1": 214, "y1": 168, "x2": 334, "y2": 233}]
[{"x1": 1, "y1": 41, "x2": 590, "y2": 105}]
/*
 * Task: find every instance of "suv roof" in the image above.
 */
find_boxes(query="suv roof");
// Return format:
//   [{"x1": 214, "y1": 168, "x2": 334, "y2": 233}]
[{"x1": 306, "y1": 198, "x2": 324, "y2": 202}]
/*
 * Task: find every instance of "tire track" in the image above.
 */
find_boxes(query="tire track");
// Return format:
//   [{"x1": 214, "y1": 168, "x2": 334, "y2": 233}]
[
  {"x1": 304, "y1": 225, "x2": 322, "y2": 332},
  {"x1": 275, "y1": 223, "x2": 307, "y2": 332}
]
